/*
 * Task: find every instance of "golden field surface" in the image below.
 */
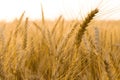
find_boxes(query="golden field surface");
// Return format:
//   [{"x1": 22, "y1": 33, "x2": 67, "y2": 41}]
[{"x1": 0, "y1": 11, "x2": 120, "y2": 80}]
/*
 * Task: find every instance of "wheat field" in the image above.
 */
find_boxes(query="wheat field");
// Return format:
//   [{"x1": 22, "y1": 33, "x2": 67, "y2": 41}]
[{"x1": 0, "y1": 7, "x2": 120, "y2": 80}]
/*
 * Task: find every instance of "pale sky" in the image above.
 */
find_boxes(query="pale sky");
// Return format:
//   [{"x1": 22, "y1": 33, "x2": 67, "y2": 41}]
[{"x1": 0, "y1": 0, "x2": 120, "y2": 21}]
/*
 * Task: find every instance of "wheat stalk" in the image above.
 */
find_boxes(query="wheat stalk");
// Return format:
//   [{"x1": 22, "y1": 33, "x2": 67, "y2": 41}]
[
  {"x1": 41, "y1": 4, "x2": 45, "y2": 25},
  {"x1": 51, "y1": 16, "x2": 62, "y2": 35},
  {"x1": 75, "y1": 8, "x2": 99, "y2": 48},
  {"x1": 22, "y1": 17, "x2": 28, "y2": 49}
]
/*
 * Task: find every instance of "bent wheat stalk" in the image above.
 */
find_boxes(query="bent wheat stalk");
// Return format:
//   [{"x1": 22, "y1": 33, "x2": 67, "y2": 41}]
[
  {"x1": 75, "y1": 8, "x2": 99, "y2": 48},
  {"x1": 70, "y1": 8, "x2": 99, "y2": 74}
]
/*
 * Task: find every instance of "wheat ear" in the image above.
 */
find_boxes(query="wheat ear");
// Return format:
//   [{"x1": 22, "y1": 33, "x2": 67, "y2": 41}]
[{"x1": 75, "y1": 8, "x2": 99, "y2": 48}]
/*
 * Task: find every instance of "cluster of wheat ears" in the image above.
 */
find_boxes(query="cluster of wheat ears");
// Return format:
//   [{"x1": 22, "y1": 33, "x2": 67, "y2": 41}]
[{"x1": 0, "y1": 5, "x2": 120, "y2": 80}]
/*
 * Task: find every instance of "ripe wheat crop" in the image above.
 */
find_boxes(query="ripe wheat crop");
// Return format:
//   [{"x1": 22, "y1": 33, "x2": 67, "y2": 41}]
[{"x1": 0, "y1": 3, "x2": 120, "y2": 80}]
